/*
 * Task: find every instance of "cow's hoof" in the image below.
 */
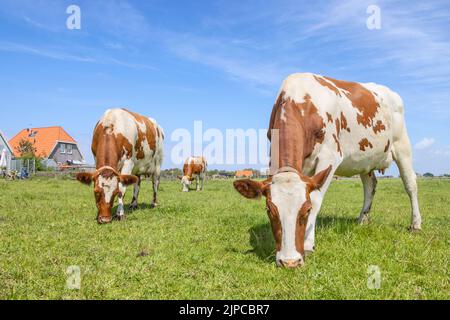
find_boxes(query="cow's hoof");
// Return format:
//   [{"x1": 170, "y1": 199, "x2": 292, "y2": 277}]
[
  {"x1": 304, "y1": 243, "x2": 315, "y2": 257},
  {"x1": 115, "y1": 214, "x2": 126, "y2": 221},
  {"x1": 150, "y1": 203, "x2": 158, "y2": 209},
  {"x1": 304, "y1": 250, "x2": 314, "y2": 257},
  {"x1": 130, "y1": 203, "x2": 138, "y2": 211},
  {"x1": 358, "y1": 215, "x2": 370, "y2": 225},
  {"x1": 410, "y1": 224, "x2": 422, "y2": 233}
]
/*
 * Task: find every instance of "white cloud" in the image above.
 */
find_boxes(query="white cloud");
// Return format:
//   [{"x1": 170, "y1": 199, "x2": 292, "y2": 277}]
[
  {"x1": 433, "y1": 148, "x2": 450, "y2": 157},
  {"x1": 414, "y1": 137, "x2": 435, "y2": 150}
]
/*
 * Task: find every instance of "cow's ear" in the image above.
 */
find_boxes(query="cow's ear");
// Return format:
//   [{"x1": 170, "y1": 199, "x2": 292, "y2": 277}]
[
  {"x1": 76, "y1": 172, "x2": 93, "y2": 185},
  {"x1": 233, "y1": 179, "x2": 269, "y2": 199},
  {"x1": 308, "y1": 165, "x2": 332, "y2": 191},
  {"x1": 120, "y1": 175, "x2": 139, "y2": 186}
]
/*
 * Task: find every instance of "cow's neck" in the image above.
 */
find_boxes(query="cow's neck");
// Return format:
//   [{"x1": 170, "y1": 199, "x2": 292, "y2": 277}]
[
  {"x1": 95, "y1": 133, "x2": 120, "y2": 170},
  {"x1": 273, "y1": 123, "x2": 308, "y2": 173},
  {"x1": 269, "y1": 92, "x2": 325, "y2": 175}
]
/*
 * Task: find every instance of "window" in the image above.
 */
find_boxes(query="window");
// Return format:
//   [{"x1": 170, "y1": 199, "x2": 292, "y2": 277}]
[
  {"x1": 60, "y1": 144, "x2": 66, "y2": 154},
  {"x1": 67, "y1": 144, "x2": 73, "y2": 155}
]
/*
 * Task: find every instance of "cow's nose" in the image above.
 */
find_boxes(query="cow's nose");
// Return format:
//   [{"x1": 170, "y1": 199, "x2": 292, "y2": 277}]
[
  {"x1": 278, "y1": 259, "x2": 304, "y2": 269},
  {"x1": 98, "y1": 215, "x2": 112, "y2": 224}
]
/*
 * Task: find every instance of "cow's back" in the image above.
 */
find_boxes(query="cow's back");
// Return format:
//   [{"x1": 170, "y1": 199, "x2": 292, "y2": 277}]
[
  {"x1": 93, "y1": 108, "x2": 164, "y2": 175},
  {"x1": 183, "y1": 156, "x2": 207, "y2": 176},
  {"x1": 277, "y1": 73, "x2": 403, "y2": 177}
]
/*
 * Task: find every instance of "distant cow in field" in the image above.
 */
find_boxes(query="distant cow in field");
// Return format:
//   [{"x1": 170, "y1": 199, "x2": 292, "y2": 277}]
[
  {"x1": 234, "y1": 73, "x2": 422, "y2": 268},
  {"x1": 179, "y1": 156, "x2": 207, "y2": 192},
  {"x1": 76, "y1": 108, "x2": 164, "y2": 224}
]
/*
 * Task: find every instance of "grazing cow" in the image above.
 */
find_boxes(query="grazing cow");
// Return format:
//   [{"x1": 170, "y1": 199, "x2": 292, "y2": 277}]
[
  {"x1": 180, "y1": 156, "x2": 207, "y2": 192},
  {"x1": 76, "y1": 108, "x2": 164, "y2": 224},
  {"x1": 234, "y1": 73, "x2": 422, "y2": 268}
]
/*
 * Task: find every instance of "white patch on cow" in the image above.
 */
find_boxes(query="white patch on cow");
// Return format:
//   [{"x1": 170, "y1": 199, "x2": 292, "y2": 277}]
[
  {"x1": 270, "y1": 172, "x2": 306, "y2": 263},
  {"x1": 280, "y1": 106, "x2": 287, "y2": 122},
  {"x1": 98, "y1": 175, "x2": 118, "y2": 203},
  {"x1": 186, "y1": 156, "x2": 204, "y2": 166}
]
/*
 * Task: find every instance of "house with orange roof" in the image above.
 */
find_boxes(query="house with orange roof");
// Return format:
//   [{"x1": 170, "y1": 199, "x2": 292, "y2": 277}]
[
  {"x1": 235, "y1": 170, "x2": 254, "y2": 179},
  {"x1": 9, "y1": 126, "x2": 84, "y2": 165}
]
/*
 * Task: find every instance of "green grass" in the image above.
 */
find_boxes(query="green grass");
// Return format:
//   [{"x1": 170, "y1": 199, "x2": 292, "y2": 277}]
[{"x1": 0, "y1": 177, "x2": 448, "y2": 300}]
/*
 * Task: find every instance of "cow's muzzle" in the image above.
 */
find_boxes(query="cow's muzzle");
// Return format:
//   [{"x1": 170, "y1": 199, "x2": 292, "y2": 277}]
[
  {"x1": 277, "y1": 258, "x2": 304, "y2": 269},
  {"x1": 97, "y1": 215, "x2": 113, "y2": 224}
]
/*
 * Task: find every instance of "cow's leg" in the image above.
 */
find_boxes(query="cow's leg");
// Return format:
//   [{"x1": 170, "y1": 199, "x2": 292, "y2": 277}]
[
  {"x1": 304, "y1": 157, "x2": 341, "y2": 255},
  {"x1": 200, "y1": 172, "x2": 205, "y2": 191},
  {"x1": 393, "y1": 135, "x2": 422, "y2": 231},
  {"x1": 130, "y1": 176, "x2": 141, "y2": 210},
  {"x1": 150, "y1": 173, "x2": 160, "y2": 209},
  {"x1": 117, "y1": 183, "x2": 127, "y2": 221},
  {"x1": 116, "y1": 160, "x2": 134, "y2": 221},
  {"x1": 357, "y1": 172, "x2": 377, "y2": 225},
  {"x1": 196, "y1": 175, "x2": 201, "y2": 191}
]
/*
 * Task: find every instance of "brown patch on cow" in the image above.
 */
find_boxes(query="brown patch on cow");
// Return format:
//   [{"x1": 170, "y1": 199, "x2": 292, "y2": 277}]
[
  {"x1": 267, "y1": 200, "x2": 282, "y2": 252},
  {"x1": 335, "y1": 118, "x2": 341, "y2": 136},
  {"x1": 340, "y1": 112, "x2": 351, "y2": 133},
  {"x1": 326, "y1": 112, "x2": 333, "y2": 123},
  {"x1": 314, "y1": 75, "x2": 341, "y2": 96},
  {"x1": 183, "y1": 157, "x2": 207, "y2": 179},
  {"x1": 359, "y1": 138, "x2": 373, "y2": 151},
  {"x1": 122, "y1": 109, "x2": 157, "y2": 160},
  {"x1": 373, "y1": 120, "x2": 386, "y2": 134},
  {"x1": 268, "y1": 91, "x2": 326, "y2": 172},
  {"x1": 379, "y1": 169, "x2": 386, "y2": 175},
  {"x1": 295, "y1": 197, "x2": 312, "y2": 255},
  {"x1": 384, "y1": 140, "x2": 390, "y2": 152},
  {"x1": 325, "y1": 77, "x2": 380, "y2": 129},
  {"x1": 92, "y1": 124, "x2": 120, "y2": 169},
  {"x1": 333, "y1": 134, "x2": 342, "y2": 156},
  {"x1": 116, "y1": 133, "x2": 133, "y2": 159}
]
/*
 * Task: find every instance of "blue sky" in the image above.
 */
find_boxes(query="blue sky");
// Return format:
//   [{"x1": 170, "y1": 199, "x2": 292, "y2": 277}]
[{"x1": 0, "y1": 0, "x2": 449, "y2": 174}]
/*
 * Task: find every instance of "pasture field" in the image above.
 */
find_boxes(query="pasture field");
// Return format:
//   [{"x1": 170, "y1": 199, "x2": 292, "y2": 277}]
[{"x1": 0, "y1": 177, "x2": 448, "y2": 300}]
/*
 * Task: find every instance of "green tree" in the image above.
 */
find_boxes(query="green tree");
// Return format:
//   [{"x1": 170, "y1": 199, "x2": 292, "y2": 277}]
[
  {"x1": 15, "y1": 138, "x2": 43, "y2": 171},
  {"x1": 16, "y1": 138, "x2": 36, "y2": 158}
]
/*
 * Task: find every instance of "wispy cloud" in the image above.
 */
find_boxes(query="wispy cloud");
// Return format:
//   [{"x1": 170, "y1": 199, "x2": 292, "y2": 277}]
[
  {"x1": 0, "y1": 41, "x2": 96, "y2": 63},
  {"x1": 161, "y1": 32, "x2": 293, "y2": 88},
  {"x1": 0, "y1": 41, "x2": 156, "y2": 70},
  {"x1": 433, "y1": 148, "x2": 450, "y2": 157},
  {"x1": 414, "y1": 137, "x2": 435, "y2": 150}
]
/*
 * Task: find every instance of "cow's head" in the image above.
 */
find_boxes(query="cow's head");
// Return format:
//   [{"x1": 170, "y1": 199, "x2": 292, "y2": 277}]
[
  {"x1": 178, "y1": 175, "x2": 193, "y2": 192},
  {"x1": 76, "y1": 167, "x2": 138, "y2": 224},
  {"x1": 233, "y1": 166, "x2": 332, "y2": 268}
]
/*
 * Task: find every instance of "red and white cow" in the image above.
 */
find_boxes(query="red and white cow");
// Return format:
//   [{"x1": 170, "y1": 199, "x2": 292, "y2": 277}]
[
  {"x1": 76, "y1": 108, "x2": 164, "y2": 224},
  {"x1": 234, "y1": 73, "x2": 422, "y2": 268},
  {"x1": 180, "y1": 156, "x2": 207, "y2": 192}
]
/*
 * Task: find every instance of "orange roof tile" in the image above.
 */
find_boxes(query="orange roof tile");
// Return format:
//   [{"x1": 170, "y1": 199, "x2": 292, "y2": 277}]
[{"x1": 9, "y1": 126, "x2": 76, "y2": 158}]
